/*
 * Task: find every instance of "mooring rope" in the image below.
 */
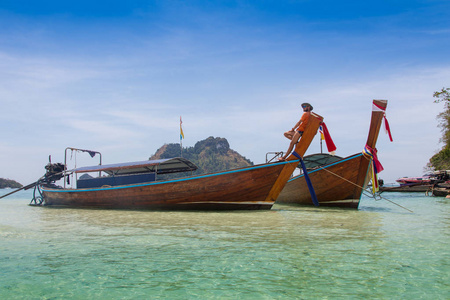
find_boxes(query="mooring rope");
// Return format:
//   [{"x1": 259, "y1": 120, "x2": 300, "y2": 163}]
[
  {"x1": 30, "y1": 184, "x2": 44, "y2": 206},
  {"x1": 315, "y1": 165, "x2": 414, "y2": 213}
]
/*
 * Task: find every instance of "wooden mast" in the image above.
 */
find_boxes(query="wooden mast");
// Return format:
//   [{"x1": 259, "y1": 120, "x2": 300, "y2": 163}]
[
  {"x1": 352, "y1": 99, "x2": 387, "y2": 197},
  {"x1": 264, "y1": 112, "x2": 323, "y2": 203}
]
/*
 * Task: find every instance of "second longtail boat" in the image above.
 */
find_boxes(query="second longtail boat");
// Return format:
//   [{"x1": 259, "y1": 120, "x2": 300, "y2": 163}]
[{"x1": 276, "y1": 100, "x2": 390, "y2": 208}]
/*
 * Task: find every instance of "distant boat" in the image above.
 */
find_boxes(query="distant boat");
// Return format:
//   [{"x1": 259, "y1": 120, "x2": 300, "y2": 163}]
[
  {"x1": 35, "y1": 113, "x2": 324, "y2": 210},
  {"x1": 396, "y1": 175, "x2": 432, "y2": 185},
  {"x1": 276, "y1": 100, "x2": 389, "y2": 209},
  {"x1": 378, "y1": 174, "x2": 433, "y2": 193},
  {"x1": 380, "y1": 170, "x2": 450, "y2": 193},
  {"x1": 379, "y1": 184, "x2": 431, "y2": 193},
  {"x1": 429, "y1": 185, "x2": 450, "y2": 197},
  {"x1": 428, "y1": 176, "x2": 450, "y2": 197}
]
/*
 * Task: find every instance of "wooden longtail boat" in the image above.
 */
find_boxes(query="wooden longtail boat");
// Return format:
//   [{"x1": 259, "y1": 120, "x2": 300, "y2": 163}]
[
  {"x1": 380, "y1": 171, "x2": 449, "y2": 193},
  {"x1": 276, "y1": 100, "x2": 388, "y2": 209},
  {"x1": 380, "y1": 184, "x2": 431, "y2": 193},
  {"x1": 430, "y1": 186, "x2": 450, "y2": 197},
  {"x1": 38, "y1": 113, "x2": 323, "y2": 210},
  {"x1": 427, "y1": 181, "x2": 450, "y2": 197}
]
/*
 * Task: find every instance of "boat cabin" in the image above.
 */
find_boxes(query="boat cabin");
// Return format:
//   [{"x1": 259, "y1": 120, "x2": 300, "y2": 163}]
[{"x1": 73, "y1": 158, "x2": 198, "y2": 189}]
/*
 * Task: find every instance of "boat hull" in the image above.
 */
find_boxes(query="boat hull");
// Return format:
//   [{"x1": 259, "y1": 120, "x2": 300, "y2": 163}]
[
  {"x1": 380, "y1": 184, "x2": 431, "y2": 193},
  {"x1": 276, "y1": 99, "x2": 388, "y2": 209},
  {"x1": 40, "y1": 111, "x2": 324, "y2": 210},
  {"x1": 430, "y1": 182, "x2": 450, "y2": 197},
  {"x1": 276, "y1": 153, "x2": 366, "y2": 208},
  {"x1": 431, "y1": 187, "x2": 449, "y2": 197},
  {"x1": 41, "y1": 162, "x2": 287, "y2": 210}
]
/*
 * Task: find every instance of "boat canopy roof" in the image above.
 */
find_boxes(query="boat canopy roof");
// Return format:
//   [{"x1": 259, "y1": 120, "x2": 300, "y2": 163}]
[
  {"x1": 72, "y1": 157, "x2": 198, "y2": 176},
  {"x1": 302, "y1": 153, "x2": 343, "y2": 169}
]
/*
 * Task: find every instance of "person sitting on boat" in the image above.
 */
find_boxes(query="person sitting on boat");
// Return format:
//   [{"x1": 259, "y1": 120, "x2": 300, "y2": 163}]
[{"x1": 279, "y1": 102, "x2": 313, "y2": 161}]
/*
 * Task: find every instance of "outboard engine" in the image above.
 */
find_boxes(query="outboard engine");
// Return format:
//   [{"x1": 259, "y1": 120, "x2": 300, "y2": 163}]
[
  {"x1": 28, "y1": 161, "x2": 66, "y2": 206},
  {"x1": 44, "y1": 162, "x2": 66, "y2": 183}
]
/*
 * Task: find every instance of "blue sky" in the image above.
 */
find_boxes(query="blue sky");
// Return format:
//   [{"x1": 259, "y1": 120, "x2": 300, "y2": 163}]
[{"x1": 1, "y1": 0, "x2": 449, "y2": 184}]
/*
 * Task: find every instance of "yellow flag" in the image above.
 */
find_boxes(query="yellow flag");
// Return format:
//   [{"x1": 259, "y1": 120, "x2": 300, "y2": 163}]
[
  {"x1": 319, "y1": 125, "x2": 325, "y2": 140},
  {"x1": 180, "y1": 116, "x2": 184, "y2": 139}
]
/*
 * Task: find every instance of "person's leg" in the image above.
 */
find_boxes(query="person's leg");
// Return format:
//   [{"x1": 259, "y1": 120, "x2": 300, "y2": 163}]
[
  {"x1": 281, "y1": 131, "x2": 301, "y2": 160},
  {"x1": 284, "y1": 130, "x2": 295, "y2": 140}
]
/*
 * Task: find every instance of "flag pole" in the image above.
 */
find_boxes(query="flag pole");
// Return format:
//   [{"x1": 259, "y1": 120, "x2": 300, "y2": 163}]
[
  {"x1": 320, "y1": 137, "x2": 323, "y2": 153},
  {"x1": 180, "y1": 116, "x2": 184, "y2": 157},
  {"x1": 319, "y1": 125, "x2": 323, "y2": 153}
]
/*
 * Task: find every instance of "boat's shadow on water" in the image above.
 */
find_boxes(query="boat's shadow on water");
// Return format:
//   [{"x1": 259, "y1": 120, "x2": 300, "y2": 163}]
[
  {"x1": 273, "y1": 202, "x2": 403, "y2": 214},
  {"x1": 30, "y1": 201, "x2": 410, "y2": 215},
  {"x1": 358, "y1": 205, "x2": 396, "y2": 213},
  {"x1": 435, "y1": 197, "x2": 450, "y2": 204},
  {"x1": 35, "y1": 204, "x2": 391, "y2": 213}
]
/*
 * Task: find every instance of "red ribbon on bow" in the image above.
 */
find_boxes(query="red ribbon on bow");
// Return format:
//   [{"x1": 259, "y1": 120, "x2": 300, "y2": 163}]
[
  {"x1": 321, "y1": 122, "x2": 337, "y2": 153},
  {"x1": 364, "y1": 145, "x2": 384, "y2": 173},
  {"x1": 373, "y1": 102, "x2": 393, "y2": 142},
  {"x1": 384, "y1": 115, "x2": 393, "y2": 142}
]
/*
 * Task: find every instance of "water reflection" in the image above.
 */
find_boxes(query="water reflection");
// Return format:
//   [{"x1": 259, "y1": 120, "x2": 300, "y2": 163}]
[{"x1": 1, "y1": 190, "x2": 449, "y2": 299}]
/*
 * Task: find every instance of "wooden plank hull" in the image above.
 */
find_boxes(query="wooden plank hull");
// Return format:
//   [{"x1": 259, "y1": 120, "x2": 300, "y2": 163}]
[
  {"x1": 277, "y1": 153, "x2": 366, "y2": 208},
  {"x1": 380, "y1": 185, "x2": 431, "y2": 193},
  {"x1": 42, "y1": 162, "x2": 288, "y2": 210},
  {"x1": 431, "y1": 187, "x2": 450, "y2": 197}
]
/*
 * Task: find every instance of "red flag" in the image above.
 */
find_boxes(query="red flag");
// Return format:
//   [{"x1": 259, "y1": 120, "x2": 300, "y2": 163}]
[
  {"x1": 373, "y1": 102, "x2": 393, "y2": 142},
  {"x1": 321, "y1": 122, "x2": 337, "y2": 153}
]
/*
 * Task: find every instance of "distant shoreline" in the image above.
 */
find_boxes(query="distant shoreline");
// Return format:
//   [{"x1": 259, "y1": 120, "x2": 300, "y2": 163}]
[{"x1": 0, "y1": 178, "x2": 22, "y2": 189}]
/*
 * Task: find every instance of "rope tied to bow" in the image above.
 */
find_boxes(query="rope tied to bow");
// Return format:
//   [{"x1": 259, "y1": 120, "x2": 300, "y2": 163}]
[{"x1": 363, "y1": 145, "x2": 384, "y2": 193}]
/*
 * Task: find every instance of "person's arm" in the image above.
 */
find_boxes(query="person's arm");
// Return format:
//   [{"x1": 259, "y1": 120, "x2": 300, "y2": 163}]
[
  {"x1": 292, "y1": 120, "x2": 302, "y2": 131},
  {"x1": 292, "y1": 114, "x2": 305, "y2": 130}
]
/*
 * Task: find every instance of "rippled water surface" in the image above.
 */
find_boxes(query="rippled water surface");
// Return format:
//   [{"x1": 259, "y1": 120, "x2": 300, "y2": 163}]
[{"x1": 1, "y1": 189, "x2": 449, "y2": 299}]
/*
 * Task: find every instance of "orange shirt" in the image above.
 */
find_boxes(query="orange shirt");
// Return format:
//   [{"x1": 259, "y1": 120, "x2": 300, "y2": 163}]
[{"x1": 297, "y1": 112, "x2": 310, "y2": 132}]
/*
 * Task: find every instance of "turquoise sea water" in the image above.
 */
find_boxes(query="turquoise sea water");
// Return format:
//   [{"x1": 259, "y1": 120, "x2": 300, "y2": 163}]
[{"x1": 0, "y1": 189, "x2": 449, "y2": 299}]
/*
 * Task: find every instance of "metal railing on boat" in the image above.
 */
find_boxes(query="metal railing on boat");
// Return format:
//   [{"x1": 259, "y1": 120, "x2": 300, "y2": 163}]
[
  {"x1": 266, "y1": 152, "x2": 284, "y2": 163},
  {"x1": 64, "y1": 147, "x2": 102, "y2": 188}
]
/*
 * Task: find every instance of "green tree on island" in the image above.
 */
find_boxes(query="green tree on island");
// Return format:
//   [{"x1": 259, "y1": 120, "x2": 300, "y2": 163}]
[
  {"x1": 429, "y1": 87, "x2": 450, "y2": 170},
  {"x1": 150, "y1": 137, "x2": 253, "y2": 177},
  {"x1": 0, "y1": 178, "x2": 22, "y2": 189}
]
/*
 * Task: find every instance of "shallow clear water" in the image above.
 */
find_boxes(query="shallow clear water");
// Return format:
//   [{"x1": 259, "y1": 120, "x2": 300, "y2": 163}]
[{"x1": 1, "y1": 189, "x2": 449, "y2": 299}]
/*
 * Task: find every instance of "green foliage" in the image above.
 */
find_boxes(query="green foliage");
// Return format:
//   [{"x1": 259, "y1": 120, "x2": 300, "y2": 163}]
[
  {"x1": 0, "y1": 178, "x2": 22, "y2": 189},
  {"x1": 434, "y1": 87, "x2": 450, "y2": 146},
  {"x1": 150, "y1": 136, "x2": 254, "y2": 176},
  {"x1": 429, "y1": 147, "x2": 450, "y2": 171},
  {"x1": 157, "y1": 143, "x2": 183, "y2": 159},
  {"x1": 433, "y1": 87, "x2": 450, "y2": 103},
  {"x1": 429, "y1": 87, "x2": 450, "y2": 170}
]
